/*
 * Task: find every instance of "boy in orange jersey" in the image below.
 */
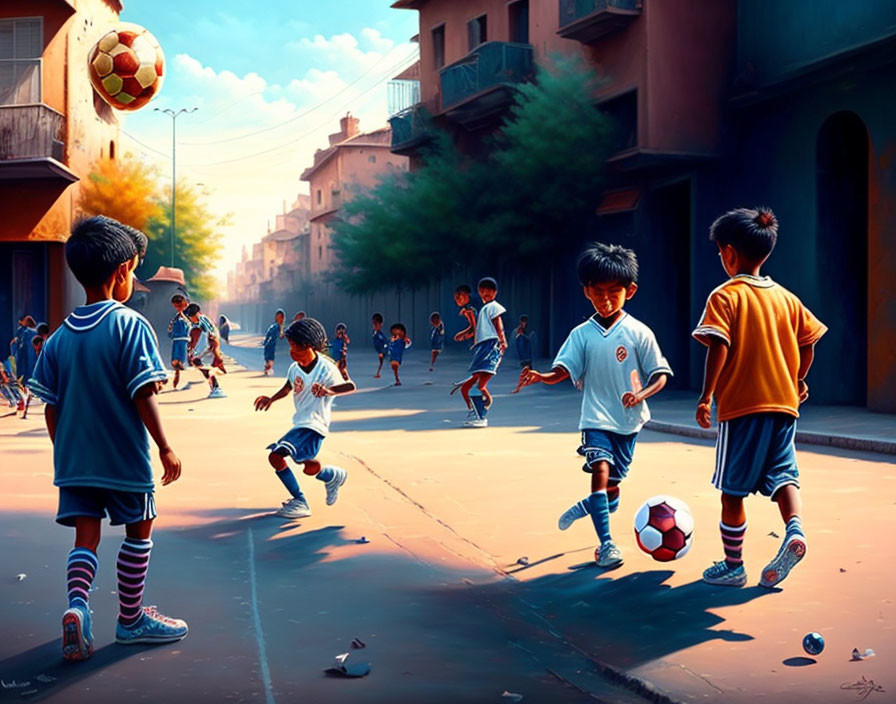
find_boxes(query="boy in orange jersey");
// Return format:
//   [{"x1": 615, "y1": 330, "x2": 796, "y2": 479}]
[{"x1": 693, "y1": 207, "x2": 826, "y2": 588}]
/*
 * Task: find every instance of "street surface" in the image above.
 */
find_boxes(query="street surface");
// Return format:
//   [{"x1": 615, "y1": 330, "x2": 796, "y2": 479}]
[{"x1": 1, "y1": 335, "x2": 892, "y2": 704}]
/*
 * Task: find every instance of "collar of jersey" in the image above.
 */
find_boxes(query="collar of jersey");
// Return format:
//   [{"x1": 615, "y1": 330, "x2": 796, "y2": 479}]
[
  {"x1": 588, "y1": 311, "x2": 628, "y2": 337},
  {"x1": 64, "y1": 300, "x2": 123, "y2": 332},
  {"x1": 729, "y1": 274, "x2": 775, "y2": 288}
]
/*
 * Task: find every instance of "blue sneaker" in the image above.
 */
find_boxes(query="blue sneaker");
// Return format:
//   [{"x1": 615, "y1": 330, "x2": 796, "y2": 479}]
[
  {"x1": 702, "y1": 561, "x2": 747, "y2": 587},
  {"x1": 62, "y1": 604, "x2": 94, "y2": 661},
  {"x1": 115, "y1": 606, "x2": 188, "y2": 645},
  {"x1": 760, "y1": 534, "x2": 807, "y2": 588}
]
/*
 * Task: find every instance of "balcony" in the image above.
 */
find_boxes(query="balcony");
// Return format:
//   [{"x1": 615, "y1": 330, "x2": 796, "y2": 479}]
[
  {"x1": 0, "y1": 104, "x2": 75, "y2": 181},
  {"x1": 389, "y1": 104, "x2": 434, "y2": 155},
  {"x1": 439, "y1": 41, "x2": 534, "y2": 128},
  {"x1": 558, "y1": 0, "x2": 641, "y2": 44}
]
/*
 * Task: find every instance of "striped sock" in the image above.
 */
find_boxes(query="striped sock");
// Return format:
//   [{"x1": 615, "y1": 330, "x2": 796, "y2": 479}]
[
  {"x1": 275, "y1": 468, "x2": 305, "y2": 500},
  {"x1": 316, "y1": 466, "x2": 334, "y2": 483},
  {"x1": 607, "y1": 487, "x2": 620, "y2": 514},
  {"x1": 720, "y1": 521, "x2": 747, "y2": 569},
  {"x1": 117, "y1": 538, "x2": 152, "y2": 627},
  {"x1": 587, "y1": 490, "x2": 612, "y2": 543},
  {"x1": 66, "y1": 548, "x2": 98, "y2": 609},
  {"x1": 785, "y1": 515, "x2": 804, "y2": 539}
]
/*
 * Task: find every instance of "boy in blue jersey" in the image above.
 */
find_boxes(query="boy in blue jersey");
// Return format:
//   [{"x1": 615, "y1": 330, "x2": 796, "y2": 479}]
[
  {"x1": 458, "y1": 278, "x2": 507, "y2": 428},
  {"x1": 254, "y1": 318, "x2": 354, "y2": 519},
  {"x1": 262, "y1": 309, "x2": 285, "y2": 376},
  {"x1": 388, "y1": 323, "x2": 412, "y2": 386},
  {"x1": 518, "y1": 243, "x2": 672, "y2": 568},
  {"x1": 28, "y1": 216, "x2": 187, "y2": 662},
  {"x1": 515, "y1": 315, "x2": 533, "y2": 369},
  {"x1": 185, "y1": 303, "x2": 227, "y2": 398},
  {"x1": 167, "y1": 294, "x2": 191, "y2": 390},
  {"x1": 429, "y1": 312, "x2": 445, "y2": 372},
  {"x1": 371, "y1": 312, "x2": 388, "y2": 378},
  {"x1": 331, "y1": 322, "x2": 350, "y2": 380}
]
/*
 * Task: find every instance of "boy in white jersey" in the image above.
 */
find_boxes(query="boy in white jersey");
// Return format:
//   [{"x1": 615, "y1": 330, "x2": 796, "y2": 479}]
[
  {"x1": 518, "y1": 244, "x2": 672, "y2": 567},
  {"x1": 254, "y1": 318, "x2": 355, "y2": 519}
]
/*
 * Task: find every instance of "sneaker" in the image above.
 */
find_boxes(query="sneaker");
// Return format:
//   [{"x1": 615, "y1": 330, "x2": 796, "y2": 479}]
[
  {"x1": 323, "y1": 466, "x2": 347, "y2": 506},
  {"x1": 208, "y1": 387, "x2": 227, "y2": 398},
  {"x1": 595, "y1": 540, "x2": 624, "y2": 568},
  {"x1": 276, "y1": 497, "x2": 312, "y2": 519},
  {"x1": 558, "y1": 502, "x2": 588, "y2": 531},
  {"x1": 115, "y1": 606, "x2": 188, "y2": 645},
  {"x1": 760, "y1": 534, "x2": 807, "y2": 588},
  {"x1": 702, "y1": 560, "x2": 747, "y2": 586},
  {"x1": 62, "y1": 604, "x2": 94, "y2": 661},
  {"x1": 464, "y1": 417, "x2": 488, "y2": 428},
  {"x1": 462, "y1": 407, "x2": 480, "y2": 426}
]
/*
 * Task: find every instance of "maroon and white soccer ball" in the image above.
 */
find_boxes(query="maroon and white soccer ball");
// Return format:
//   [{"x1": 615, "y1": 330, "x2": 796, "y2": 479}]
[
  {"x1": 87, "y1": 23, "x2": 164, "y2": 111},
  {"x1": 634, "y1": 495, "x2": 694, "y2": 562}
]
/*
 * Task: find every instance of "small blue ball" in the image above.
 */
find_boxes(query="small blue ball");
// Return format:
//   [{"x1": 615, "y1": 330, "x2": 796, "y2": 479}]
[{"x1": 803, "y1": 632, "x2": 825, "y2": 655}]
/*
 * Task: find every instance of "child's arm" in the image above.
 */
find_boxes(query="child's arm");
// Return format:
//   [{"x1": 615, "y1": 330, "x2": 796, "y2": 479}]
[
  {"x1": 344, "y1": 333, "x2": 351, "y2": 345},
  {"x1": 622, "y1": 373, "x2": 669, "y2": 408},
  {"x1": 797, "y1": 343, "x2": 816, "y2": 402},
  {"x1": 696, "y1": 338, "x2": 729, "y2": 428},
  {"x1": 44, "y1": 404, "x2": 57, "y2": 443},
  {"x1": 518, "y1": 366, "x2": 571, "y2": 389},
  {"x1": 311, "y1": 379, "x2": 357, "y2": 397},
  {"x1": 133, "y1": 383, "x2": 181, "y2": 486},
  {"x1": 254, "y1": 380, "x2": 291, "y2": 411},
  {"x1": 493, "y1": 315, "x2": 507, "y2": 353},
  {"x1": 454, "y1": 309, "x2": 476, "y2": 341}
]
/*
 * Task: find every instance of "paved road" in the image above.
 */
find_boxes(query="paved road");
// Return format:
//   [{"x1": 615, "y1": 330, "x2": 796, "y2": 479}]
[{"x1": 0, "y1": 336, "x2": 892, "y2": 704}]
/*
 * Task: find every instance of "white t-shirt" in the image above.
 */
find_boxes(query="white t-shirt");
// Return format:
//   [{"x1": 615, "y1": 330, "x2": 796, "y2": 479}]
[
  {"x1": 553, "y1": 313, "x2": 672, "y2": 434},
  {"x1": 474, "y1": 300, "x2": 506, "y2": 344},
  {"x1": 286, "y1": 355, "x2": 344, "y2": 436}
]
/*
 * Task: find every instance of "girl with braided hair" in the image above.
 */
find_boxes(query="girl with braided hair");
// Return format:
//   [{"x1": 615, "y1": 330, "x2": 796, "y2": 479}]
[{"x1": 253, "y1": 318, "x2": 355, "y2": 519}]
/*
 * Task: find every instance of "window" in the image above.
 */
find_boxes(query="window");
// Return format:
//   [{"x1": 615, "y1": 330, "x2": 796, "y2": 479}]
[
  {"x1": 368, "y1": 155, "x2": 376, "y2": 164},
  {"x1": 598, "y1": 90, "x2": 638, "y2": 153},
  {"x1": 318, "y1": 246, "x2": 322, "y2": 260},
  {"x1": 316, "y1": 189, "x2": 322, "y2": 204},
  {"x1": 432, "y1": 24, "x2": 445, "y2": 69},
  {"x1": 0, "y1": 18, "x2": 42, "y2": 106},
  {"x1": 467, "y1": 14, "x2": 487, "y2": 50},
  {"x1": 109, "y1": 141, "x2": 116, "y2": 160},
  {"x1": 508, "y1": 1, "x2": 529, "y2": 44}
]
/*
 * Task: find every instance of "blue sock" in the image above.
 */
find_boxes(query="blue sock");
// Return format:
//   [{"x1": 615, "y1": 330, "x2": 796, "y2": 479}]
[
  {"x1": 587, "y1": 491, "x2": 612, "y2": 543},
  {"x1": 786, "y1": 515, "x2": 804, "y2": 538},
  {"x1": 608, "y1": 496, "x2": 620, "y2": 514},
  {"x1": 316, "y1": 466, "x2": 334, "y2": 483},
  {"x1": 275, "y1": 468, "x2": 305, "y2": 501}
]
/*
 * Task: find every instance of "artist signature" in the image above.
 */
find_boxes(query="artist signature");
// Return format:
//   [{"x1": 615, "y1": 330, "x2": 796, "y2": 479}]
[{"x1": 840, "y1": 676, "x2": 886, "y2": 700}]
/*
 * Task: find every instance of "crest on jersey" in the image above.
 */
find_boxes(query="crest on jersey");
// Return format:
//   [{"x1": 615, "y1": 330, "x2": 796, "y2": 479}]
[
  {"x1": 615, "y1": 345, "x2": 628, "y2": 363},
  {"x1": 293, "y1": 377, "x2": 304, "y2": 394}
]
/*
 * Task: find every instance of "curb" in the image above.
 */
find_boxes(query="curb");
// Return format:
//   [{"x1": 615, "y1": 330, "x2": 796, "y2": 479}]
[{"x1": 645, "y1": 420, "x2": 896, "y2": 456}]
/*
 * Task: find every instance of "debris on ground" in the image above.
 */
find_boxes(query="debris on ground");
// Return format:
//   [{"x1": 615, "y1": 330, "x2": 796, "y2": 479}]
[
  {"x1": 851, "y1": 648, "x2": 876, "y2": 661},
  {"x1": 840, "y1": 568, "x2": 847, "y2": 573},
  {"x1": 516, "y1": 557, "x2": 530, "y2": 566},
  {"x1": 351, "y1": 638, "x2": 366, "y2": 649},
  {"x1": 34, "y1": 675, "x2": 55, "y2": 683},
  {"x1": 324, "y1": 652, "x2": 371, "y2": 678},
  {"x1": 356, "y1": 537, "x2": 370, "y2": 544},
  {"x1": 501, "y1": 691, "x2": 523, "y2": 702},
  {"x1": 768, "y1": 531, "x2": 779, "y2": 538}
]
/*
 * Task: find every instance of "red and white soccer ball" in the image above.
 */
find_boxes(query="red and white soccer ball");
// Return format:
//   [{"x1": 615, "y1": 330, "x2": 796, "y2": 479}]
[
  {"x1": 88, "y1": 23, "x2": 164, "y2": 111},
  {"x1": 634, "y1": 495, "x2": 694, "y2": 562}
]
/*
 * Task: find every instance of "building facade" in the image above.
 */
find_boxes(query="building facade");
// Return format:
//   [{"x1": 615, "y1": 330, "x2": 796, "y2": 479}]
[{"x1": 0, "y1": 0, "x2": 122, "y2": 346}]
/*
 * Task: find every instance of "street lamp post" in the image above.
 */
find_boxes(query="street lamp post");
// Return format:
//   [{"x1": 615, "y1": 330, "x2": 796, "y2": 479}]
[{"x1": 154, "y1": 107, "x2": 198, "y2": 267}]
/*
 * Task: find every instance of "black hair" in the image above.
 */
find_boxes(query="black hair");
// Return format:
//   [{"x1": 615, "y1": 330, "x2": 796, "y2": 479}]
[
  {"x1": 454, "y1": 284, "x2": 471, "y2": 295},
  {"x1": 577, "y1": 243, "x2": 638, "y2": 287},
  {"x1": 430, "y1": 311, "x2": 441, "y2": 321},
  {"x1": 710, "y1": 206, "x2": 778, "y2": 261},
  {"x1": 371, "y1": 312, "x2": 384, "y2": 323},
  {"x1": 119, "y1": 223, "x2": 148, "y2": 262},
  {"x1": 390, "y1": 322, "x2": 407, "y2": 335},
  {"x1": 20, "y1": 315, "x2": 36, "y2": 327},
  {"x1": 66, "y1": 216, "x2": 138, "y2": 287},
  {"x1": 478, "y1": 277, "x2": 497, "y2": 291},
  {"x1": 32, "y1": 336, "x2": 43, "y2": 347},
  {"x1": 275, "y1": 308, "x2": 285, "y2": 318},
  {"x1": 285, "y1": 318, "x2": 327, "y2": 351},
  {"x1": 519, "y1": 314, "x2": 528, "y2": 323},
  {"x1": 335, "y1": 322, "x2": 346, "y2": 332},
  {"x1": 171, "y1": 293, "x2": 186, "y2": 303},
  {"x1": 36, "y1": 322, "x2": 49, "y2": 336},
  {"x1": 184, "y1": 303, "x2": 201, "y2": 317}
]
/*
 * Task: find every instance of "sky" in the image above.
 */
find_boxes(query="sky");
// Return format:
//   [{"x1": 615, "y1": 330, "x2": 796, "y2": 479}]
[{"x1": 117, "y1": 1, "x2": 419, "y2": 291}]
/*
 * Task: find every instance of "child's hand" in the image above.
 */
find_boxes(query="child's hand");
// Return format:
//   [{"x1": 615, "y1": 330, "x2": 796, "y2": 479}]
[
  {"x1": 159, "y1": 447, "x2": 182, "y2": 486},
  {"x1": 696, "y1": 397, "x2": 713, "y2": 428},
  {"x1": 621, "y1": 391, "x2": 643, "y2": 408},
  {"x1": 254, "y1": 395, "x2": 274, "y2": 411},
  {"x1": 798, "y1": 379, "x2": 809, "y2": 403},
  {"x1": 311, "y1": 382, "x2": 332, "y2": 398},
  {"x1": 514, "y1": 367, "x2": 542, "y2": 392},
  {"x1": 499, "y1": 338, "x2": 507, "y2": 354}
]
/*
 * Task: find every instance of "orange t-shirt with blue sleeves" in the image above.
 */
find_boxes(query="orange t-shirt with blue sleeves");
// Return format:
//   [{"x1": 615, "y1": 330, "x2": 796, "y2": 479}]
[{"x1": 692, "y1": 275, "x2": 827, "y2": 421}]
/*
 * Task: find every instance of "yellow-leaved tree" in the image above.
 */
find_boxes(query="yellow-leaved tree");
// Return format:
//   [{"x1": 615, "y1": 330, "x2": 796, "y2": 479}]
[{"x1": 77, "y1": 155, "x2": 161, "y2": 231}]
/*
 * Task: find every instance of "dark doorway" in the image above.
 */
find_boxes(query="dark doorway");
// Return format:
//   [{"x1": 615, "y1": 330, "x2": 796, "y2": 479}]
[
  {"x1": 646, "y1": 180, "x2": 691, "y2": 388},
  {"x1": 815, "y1": 111, "x2": 868, "y2": 405},
  {"x1": 509, "y1": 0, "x2": 530, "y2": 44},
  {"x1": 1, "y1": 243, "x2": 47, "y2": 349}
]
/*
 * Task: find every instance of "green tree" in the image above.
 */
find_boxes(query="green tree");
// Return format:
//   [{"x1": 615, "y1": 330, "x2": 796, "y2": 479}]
[{"x1": 139, "y1": 182, "x2": 228, "y2": 300}]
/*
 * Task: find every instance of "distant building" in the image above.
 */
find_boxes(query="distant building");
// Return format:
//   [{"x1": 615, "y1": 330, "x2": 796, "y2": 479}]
[
  {"x1": 300, "y1": 114, "x2": 408, "y2": 277},
  {"x1": 0, "y1": 0, "x2": 122, "y2": 345}
]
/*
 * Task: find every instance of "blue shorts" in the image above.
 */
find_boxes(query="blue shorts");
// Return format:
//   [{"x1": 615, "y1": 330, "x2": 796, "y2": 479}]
[
  {"x1": 469, "y1": 339, "x2": 503, "y2": 375},
  {"x1": 714, "y1": 412, "x2": 799, "y2": 498},
  {"x1": 431, "y1": 340, "x2": 444, "y2": 351},
  {"x1": 264, "y1": 344, "x2": 277, "y2": 363},
  {"x1": 57, "y1": 486, "x2": 157, "y2": 527},
  {"x1": 171, "y1": 340, "x2": 188, "y2": 365},
  {"x1": 267, "y1": 427, "x2": 324, "y2": 463},
  {"x1": 580, "y1": 428, "x2": 638, "y2": 482}
]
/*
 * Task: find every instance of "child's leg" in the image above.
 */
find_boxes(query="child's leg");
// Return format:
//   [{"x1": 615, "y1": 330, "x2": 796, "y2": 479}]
[
  {"x1": 375, "y1": 354, "x2": 384, "y2": 377},
  {"x1": 338, "y1": 358, "x2": 348, "y2": 381},
  {"x1": 759, "y1": 484, "x2": 807, "y2": 588},
  {"x1": 269, "y1": 451, "x2": 306, "y2": 502},
  {"x1": 607, "y1": 481, "x2": 620, "y2": 513},
  {"x1": 303, "y1": 460, "x2": 348, "y2": 506},
  {"x1": 172, "y1": 364, "x2": 181, "y2": 389},
  {"x1": 476, "y1": 373, "x2": 493, "y2": 407},
  {"x1": 63, "y1": 517, "x2": 102, "y2": 661},
  {"x1": 459, "y1": 376, "x2": 478, "y2": 408},
  {"x1": 719, "y1": 492, "x2": 747, "y2": 570},
  {"x1": 429, "y1": 350, "x2": 438, "y2": 370},
  {"x1": 118, "y1": 519, "x2": 154, "y2": 627},
  {"x1": 391, "y1": 360, "x2": 401, "y2": 385}
]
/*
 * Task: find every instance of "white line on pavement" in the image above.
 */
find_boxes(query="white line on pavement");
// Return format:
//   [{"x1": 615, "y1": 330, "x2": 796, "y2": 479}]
[{"x1": 247, "y1": 527, "x2": 275, "y2": 704}]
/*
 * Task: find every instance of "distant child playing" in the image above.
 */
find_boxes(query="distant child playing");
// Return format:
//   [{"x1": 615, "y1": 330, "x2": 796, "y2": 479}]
[
  {"x1": 185, "y1": 303, "x2": 226, "y2": 398},
  {"x1": 167, "y1": 293, "x2": 191, "y2": 390},
  {"x1": 518, "y1": 243, "x2": 672, "y2": 568},
  {"x1": 388, "y1": 323, "x2": 412, "y2": 386},
  {"x1": 458, "y1": 278, "x2": 506, "y2": 428},
  {"x1": 514, "y1": 315, "x2": 533, "y2": 369},
  {"x1": 263, "y1": 309, "x2": 285, "y2": 376},
  {"x1": 429, "y1": 312, "x2": 445, "y2": 371},
  {"x1": 371, "y1": 313, "x2": 388, "y2": 378},
  {"x1": 693, "y1": 207, "x2": 826, "y2": 588},
  {"x1": 28, "y1": 215, "x2": 187, "y2": 661},
  {"x1": 254, "y1": 318, "x2": 353, "y2": 519},
  {"x1": 331, "y1": 323, "x2": 350, "y2": 380}
]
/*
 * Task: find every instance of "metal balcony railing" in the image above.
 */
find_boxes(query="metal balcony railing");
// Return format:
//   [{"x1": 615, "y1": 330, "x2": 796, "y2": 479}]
[
  {"x1": 439, "y1": 41, "x2": 534, "y2": 112},
  {"x1": 558, "y1": 0, "x2": 641, "y2": 42},
  {"x1": 559, "y1": 0, "x2": 641, "y2": 27},
  {"x1": 389, "y1": 104, "x2": 433, "y2": 150},
  {"x1": 0, "y1": 104, "x2": 65, "y2": 161}
]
